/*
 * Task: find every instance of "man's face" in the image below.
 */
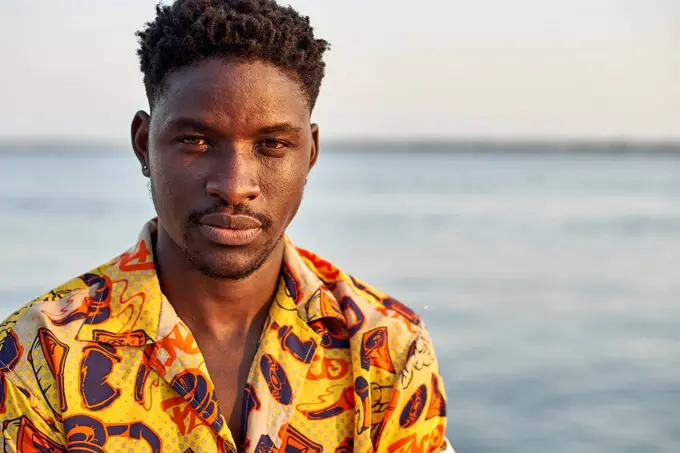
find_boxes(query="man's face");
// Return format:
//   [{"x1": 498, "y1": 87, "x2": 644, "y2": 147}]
[{"x1": 133, "y1": 58, "x2": 318, "y2": 279}]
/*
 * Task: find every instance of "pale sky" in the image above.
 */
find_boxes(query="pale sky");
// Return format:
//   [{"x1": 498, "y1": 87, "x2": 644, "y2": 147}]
[{"x1": 0, "y1": 0, "x2": 678, "y2": 141}]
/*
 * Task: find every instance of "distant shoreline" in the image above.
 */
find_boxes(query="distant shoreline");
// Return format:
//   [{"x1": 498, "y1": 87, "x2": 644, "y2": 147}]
[
  {"x1": 325, "y1": 139, "x2": 680, "y2": 154},
  {"x1": 0, "y1": 138, "x2": 679, "y2": 154}
]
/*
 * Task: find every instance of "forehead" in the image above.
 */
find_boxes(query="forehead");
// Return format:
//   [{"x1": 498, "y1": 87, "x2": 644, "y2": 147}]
[{"x1": 153, "y1": 58, "x2": 310, "y2": 131}]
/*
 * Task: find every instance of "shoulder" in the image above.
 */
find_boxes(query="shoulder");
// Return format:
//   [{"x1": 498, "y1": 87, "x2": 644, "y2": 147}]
[
  {"x1": 0, "y1": 280, "x2": 91, "y2": 444},
  {"x1": 296, "y1": 245, "x2": 428, "y2": 371},
  {"x1": 296, "y1": 246, "x2": 448, "y2": 447},
  {"x1": 0, "y1": 267, "x2": 104, "y2": 379}
]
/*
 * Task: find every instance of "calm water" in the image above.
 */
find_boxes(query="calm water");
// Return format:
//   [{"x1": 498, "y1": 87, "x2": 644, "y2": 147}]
[{"x1": 1, "y1": 148, "x2": 679, "y2": 452}]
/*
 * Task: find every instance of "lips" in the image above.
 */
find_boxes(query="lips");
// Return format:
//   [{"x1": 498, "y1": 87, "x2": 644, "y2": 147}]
[
  {"x1": 199, "y1": 213, "x2": 262, "y2": 230},
  {"x1": 198, "y1": 213, "x2": 263, "y2": 246}
]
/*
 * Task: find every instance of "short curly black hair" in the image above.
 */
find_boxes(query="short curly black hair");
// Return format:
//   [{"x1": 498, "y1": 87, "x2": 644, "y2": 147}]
[{"x1": 136, "y1": 0, "x2": 330, "y2": 111}]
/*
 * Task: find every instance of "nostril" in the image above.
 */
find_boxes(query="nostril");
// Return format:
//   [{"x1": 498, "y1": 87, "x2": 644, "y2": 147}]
[{"x1": 205, "y1": 177, "x2": 260, "y2": 206}]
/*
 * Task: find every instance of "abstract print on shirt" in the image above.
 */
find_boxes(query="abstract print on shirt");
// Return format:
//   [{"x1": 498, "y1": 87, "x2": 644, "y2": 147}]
[{"x1": 0, "y1": 219, "x2": 450, "y2": 452}]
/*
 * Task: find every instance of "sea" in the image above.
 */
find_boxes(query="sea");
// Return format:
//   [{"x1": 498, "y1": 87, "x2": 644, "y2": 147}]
[{"x1": 0, "y1": 146, "x2": 678, "y2": 453}]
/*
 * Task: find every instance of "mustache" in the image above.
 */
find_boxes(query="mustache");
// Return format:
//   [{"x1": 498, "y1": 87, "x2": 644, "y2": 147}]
[{"x1": 187, "y1": 203, "x2": 273, "y2": 229}]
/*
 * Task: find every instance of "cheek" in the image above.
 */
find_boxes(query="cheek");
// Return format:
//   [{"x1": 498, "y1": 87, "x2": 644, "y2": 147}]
[
  {"x1": 259, "y1": 161, "x2": 307, "y2": 216},
  {"x1": 150, "y1": 154, "x2": 198, "y2": 211},
  {"x1": 151, "y1": 162, "x2": 177, "y2": 202}
]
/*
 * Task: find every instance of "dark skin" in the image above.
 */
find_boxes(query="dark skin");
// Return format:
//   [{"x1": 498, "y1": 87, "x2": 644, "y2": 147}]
[{"x1": 130, "y1": 58, "x2": 319, "y2": 445}]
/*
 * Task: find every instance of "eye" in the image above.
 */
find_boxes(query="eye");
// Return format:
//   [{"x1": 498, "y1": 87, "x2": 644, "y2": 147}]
[
  {"x1": 178, "y1": 136, "x2": 211, "y2": 148},
  {"x1": 258, "y1": 139, "x2": 288, "y2": 151}
]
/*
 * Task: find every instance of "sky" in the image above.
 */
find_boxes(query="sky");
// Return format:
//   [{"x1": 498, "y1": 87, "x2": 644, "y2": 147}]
[{"x1": 0, "y1": 0, "x2": 677, "y2": 141}]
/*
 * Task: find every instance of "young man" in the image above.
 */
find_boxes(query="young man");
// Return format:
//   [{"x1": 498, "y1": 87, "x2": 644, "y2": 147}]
[{"x1": 0, "y1": 1, "x2": 451, "y2": 452}]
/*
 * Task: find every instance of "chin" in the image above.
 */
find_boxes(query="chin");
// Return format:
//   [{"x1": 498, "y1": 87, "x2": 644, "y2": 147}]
[
  {"x1": 200, "y1": 263, "x2": 260, "y2": 280},
  {"x1": 184, "y1": 242, "x2": 277, "y2": 281},
  {"x1": 185, "y1": 251, "x2": 254, "y2": 280}
]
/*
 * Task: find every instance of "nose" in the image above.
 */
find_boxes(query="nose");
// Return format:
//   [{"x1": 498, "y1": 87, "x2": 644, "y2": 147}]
[{"x1": 205, "y1": 146, "x2": 261, "y2": 206}]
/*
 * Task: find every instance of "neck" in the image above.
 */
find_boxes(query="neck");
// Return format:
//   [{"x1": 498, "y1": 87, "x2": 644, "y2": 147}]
[{"x1": 154, "y1": 225, "x2": 285, "y2": 340}]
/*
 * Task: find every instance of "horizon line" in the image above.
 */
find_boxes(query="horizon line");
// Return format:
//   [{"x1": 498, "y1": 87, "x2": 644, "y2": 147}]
[{"x1": 0, "y1": 136, "x2": 679, "y2": 153}]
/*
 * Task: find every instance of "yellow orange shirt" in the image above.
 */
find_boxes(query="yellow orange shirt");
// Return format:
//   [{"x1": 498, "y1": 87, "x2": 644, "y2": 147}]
[{"x1": 0, "y1": 219, "x2": 451, "y2": 452}]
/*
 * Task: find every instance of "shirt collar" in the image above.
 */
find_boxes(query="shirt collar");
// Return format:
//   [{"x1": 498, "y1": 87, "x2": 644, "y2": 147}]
[{"x1": 75, "y1": 218, "x2": 346, "y2": 346}]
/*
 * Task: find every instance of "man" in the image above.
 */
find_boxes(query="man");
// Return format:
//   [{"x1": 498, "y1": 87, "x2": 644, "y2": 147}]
[{"x1": 0, "y1": 1, "x2": 451, "y2": 452}]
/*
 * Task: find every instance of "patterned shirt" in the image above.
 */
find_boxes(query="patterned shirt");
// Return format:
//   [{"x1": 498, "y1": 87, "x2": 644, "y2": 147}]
[{"x1": 0, "y1": 219, "x2": 451, "y2": 453}]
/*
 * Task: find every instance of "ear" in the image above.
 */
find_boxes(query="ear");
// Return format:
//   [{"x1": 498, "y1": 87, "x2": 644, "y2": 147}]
[
  {"x1": 308, "y1": 123, "x2": 320, "y2": 173},
  {"x1": 131, "y1": 110, "x2": 151, "y2": 177}
]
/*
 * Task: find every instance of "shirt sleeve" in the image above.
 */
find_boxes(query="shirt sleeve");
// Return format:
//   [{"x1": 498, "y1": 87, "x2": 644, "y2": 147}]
[
  {"x1": 0, "y1": 374, "x2": 67, "y2": 452},
  {"x1": 374, "y1": 325, "x2": 454, "y2": 453}
]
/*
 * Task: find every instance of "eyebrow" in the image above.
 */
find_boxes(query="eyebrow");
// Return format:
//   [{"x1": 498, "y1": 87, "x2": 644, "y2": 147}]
[
  {"x1": 162, "y1": 118, "x2": 303, "y2": 136},
  {"x1": 256, "y1": 122, "x2": 304, "y2": 135},
  {"x1": 162, "y1": 117, "x2": 215, "y2": 134}
]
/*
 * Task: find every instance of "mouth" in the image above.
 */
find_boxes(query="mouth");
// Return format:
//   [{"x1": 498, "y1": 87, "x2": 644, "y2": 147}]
[{"x1": 197, "y1": 213, "x2": 263, "y2": 246}]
